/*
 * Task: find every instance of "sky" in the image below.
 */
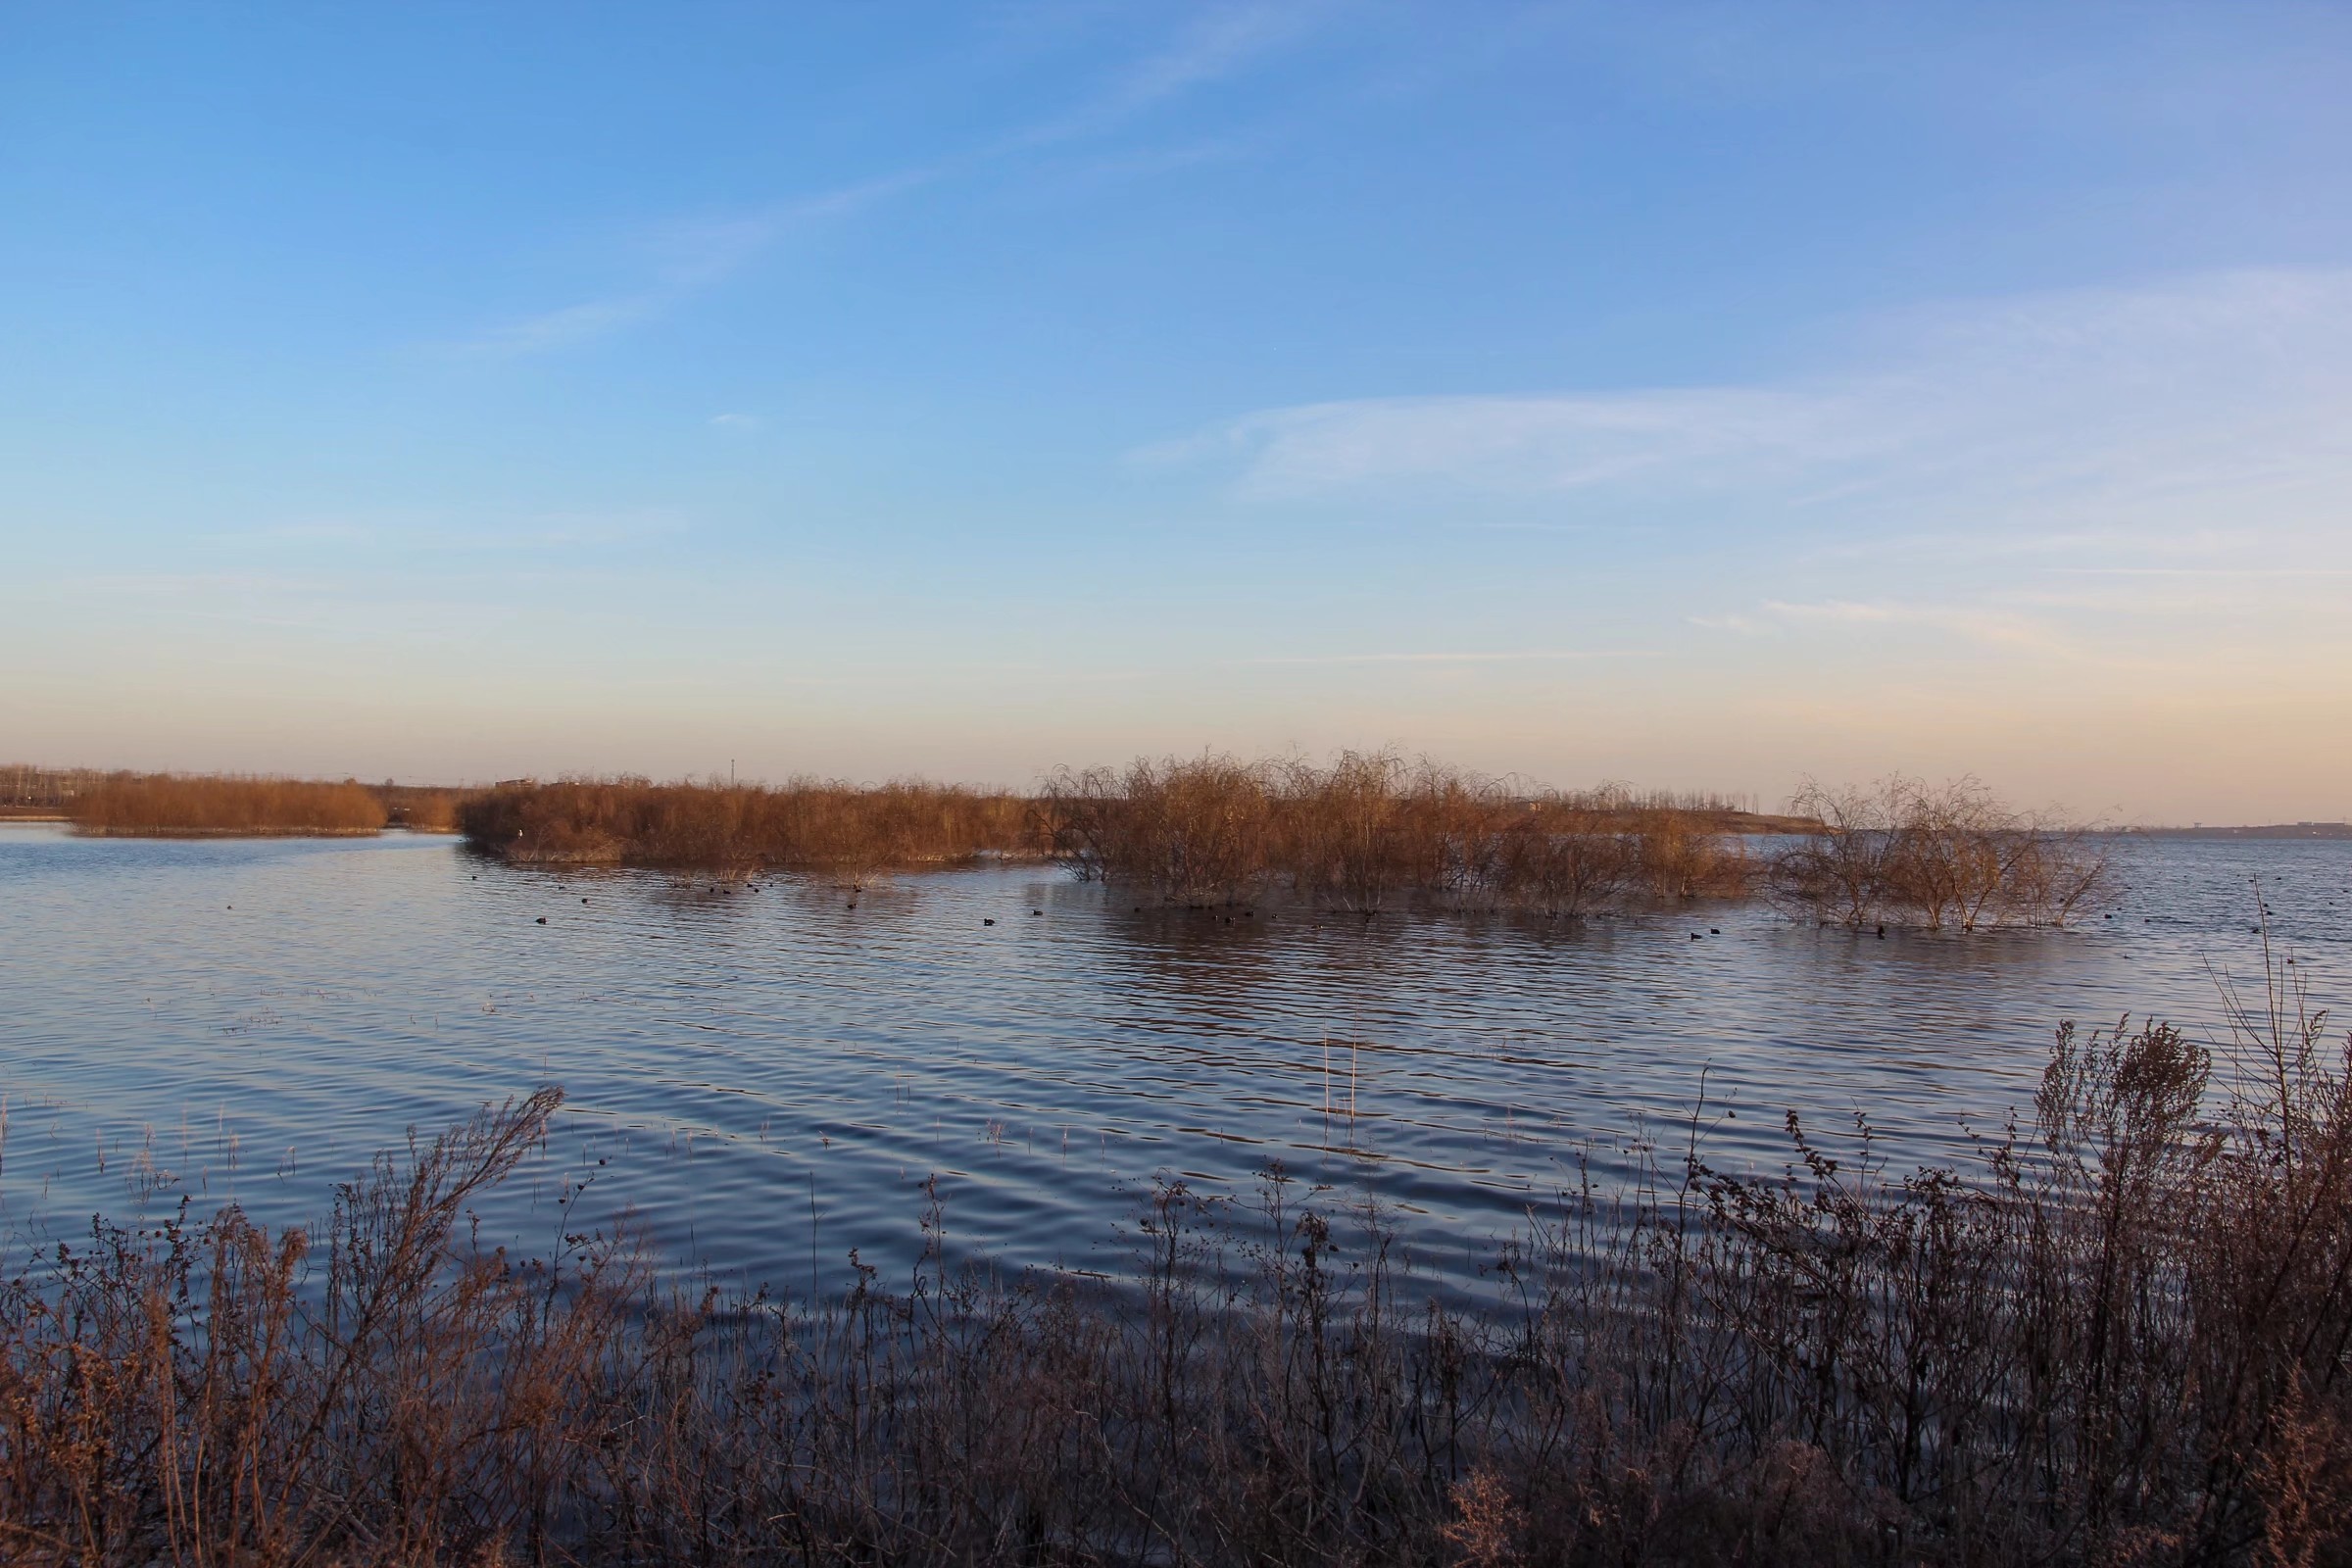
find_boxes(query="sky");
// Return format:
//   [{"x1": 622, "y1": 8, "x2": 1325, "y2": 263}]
[{"x1": 3, "y1": 3, "x2": 2349, "y2": 822}]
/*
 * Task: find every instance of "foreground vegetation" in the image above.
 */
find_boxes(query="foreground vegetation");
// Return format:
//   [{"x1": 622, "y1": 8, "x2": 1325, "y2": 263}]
[
  {"x1": 68, "y1": 774, "x2": 389, "y2": 837},
  {"x1": 3, "y1": 966, "x2": 2343, "y2": 1566}
]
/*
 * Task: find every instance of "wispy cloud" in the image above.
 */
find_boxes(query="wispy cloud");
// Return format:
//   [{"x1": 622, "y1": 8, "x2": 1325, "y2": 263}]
[
  {"x1": 1155, "y1": 270, "x2": 2352, "y2": 688},
  {"x1": 1755, "y1": 599, "x2": 2077, "y2": 657},
  {"x1": 1165, "y1": 268, "x2": 2352, "y2": 564},
  {"x1": 436, "y1": 174, "x2": 929, "y2": 360},
  {"x1": 75, "y1": 572, "x2": 340, "y2": 597},
  {"x1": 440, "y1": 6, "x2": 1316, "y2": 359},
  {"x1": 1004, "y1": 2, "x2": 1326, "y2": 151},
  {"x1": 1690, "y1": 575, "x2": 2352, "y2": 680},
  {"x1": 209, "y1": 508, "x2": 688, "y2": 554},
  {"x1": 2045, "y1": 566, "x2": 2352, "y2": 578},
  {"x1": 1152, "y1": 386, "x2": 1868, "y2": 497},
  {"x1": 454, "y1": 296, "x2": 662, "y2": 359},
  {"x1": 1241, "y1": 647, "x2": 1659, "y2": 665}
]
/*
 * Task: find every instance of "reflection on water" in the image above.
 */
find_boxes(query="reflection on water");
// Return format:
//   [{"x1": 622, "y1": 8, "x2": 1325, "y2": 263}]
[{"x1": 2, "y1": 824, "x2": 2345, "y2": 1290}]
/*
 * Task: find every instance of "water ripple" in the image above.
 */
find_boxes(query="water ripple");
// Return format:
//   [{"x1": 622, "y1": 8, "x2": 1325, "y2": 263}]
[{"x1": 1, "y1": 826, "x2": 2343, "y2": 1291}]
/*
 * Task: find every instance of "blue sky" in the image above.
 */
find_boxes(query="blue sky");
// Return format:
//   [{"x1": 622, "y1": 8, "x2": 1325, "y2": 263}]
[{"x1": 4, "y1": 3, "x2": 2349, "y2": 819}]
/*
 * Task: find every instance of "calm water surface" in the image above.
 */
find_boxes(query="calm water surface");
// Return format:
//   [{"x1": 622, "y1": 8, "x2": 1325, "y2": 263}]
[{"x1": 3, "y1": 825, "x2": 2345, "y2": 1290}]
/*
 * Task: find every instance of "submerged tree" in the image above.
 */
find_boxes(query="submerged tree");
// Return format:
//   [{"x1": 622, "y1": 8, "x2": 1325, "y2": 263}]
[{"x1": 1769, "y1": 775, "x2": 2109, "y2": 929}]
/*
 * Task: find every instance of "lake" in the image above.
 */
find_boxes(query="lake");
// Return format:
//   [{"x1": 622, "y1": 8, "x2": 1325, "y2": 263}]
[{"x1": 2, "y1": 823, "x2": 2344, "y2": 1293}]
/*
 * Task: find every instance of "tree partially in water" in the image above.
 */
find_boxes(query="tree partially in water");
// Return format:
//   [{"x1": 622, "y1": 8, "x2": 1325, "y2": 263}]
[{"x1": 1767, "y1": 775, "x2": 2110, "y2": 928}]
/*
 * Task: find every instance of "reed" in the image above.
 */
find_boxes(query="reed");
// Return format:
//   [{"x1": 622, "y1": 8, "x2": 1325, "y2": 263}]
[
  {"x1": 3, "y1": 960, "x2": 2343, "y2": 1565},
  {"x1": 56, "y1": 760, "x2": 2108, "y2": 931},
  {"x1": 458, "y1": 776, "x2": 1044, "y2": 877},
  {"x1": 1043, "y1": 751, "x2": 1757, "y2": 911},
  {"x1": 458, "y1": 756, "x2": 1771, "y2": 900},
  {"x1": 68, "y1": 774, "x2": 388, "y2": 837}
]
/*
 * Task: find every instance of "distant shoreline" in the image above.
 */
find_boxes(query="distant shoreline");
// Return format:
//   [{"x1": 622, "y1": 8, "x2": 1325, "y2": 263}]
[
  {"x1": 67, "y1": 825, "x2": 386, "y2": 839},
  {"x1": 2108, "y1": 822, "x2": 2352, "y2": 841}
]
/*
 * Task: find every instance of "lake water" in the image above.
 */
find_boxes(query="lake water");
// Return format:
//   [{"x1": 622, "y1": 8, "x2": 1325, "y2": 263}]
[{"x1": 2, "y1": 824, "x2": 2345, "y2": 1292}]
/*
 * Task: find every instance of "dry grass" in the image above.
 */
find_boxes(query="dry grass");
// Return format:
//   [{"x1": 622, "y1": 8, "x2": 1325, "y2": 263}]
[
  {"x1": 1042, "y1": 751, "x2": 1755, "y2": 912},
  {"x1": 68, "y1": 774, "x2": 388, "y2": 838},
  {"x1": 11, "y1": 962, "x2": 2338, "y2": 1565},
  {"x1": 459, "y1": 777, "x2": 1043, "y2": 879},
  {"x1": 1768, "y1": 775, "x2": 2111, "y2": 928}
]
